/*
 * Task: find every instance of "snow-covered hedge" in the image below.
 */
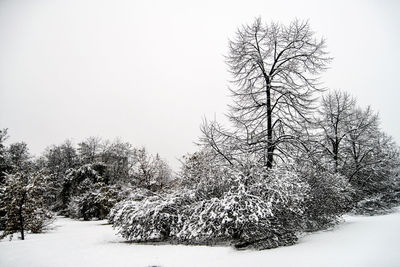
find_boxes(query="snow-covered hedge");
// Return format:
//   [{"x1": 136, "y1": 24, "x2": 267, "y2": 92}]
[
  {"x1": 109, "y1": 190, "x2": 196, "y2": 241},
  {"x1": 353, "y1": 191, "x2": 400, "y2": 215},
  {"x1": 110, "y1": 165, "x2": 309, "y2": 249}
]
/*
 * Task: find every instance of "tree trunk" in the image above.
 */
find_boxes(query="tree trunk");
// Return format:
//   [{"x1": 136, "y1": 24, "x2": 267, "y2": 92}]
[
  {"x1": 266, "y1": 80, "x2": 274, "y2": 168},
  {"x1": 18, "y1": 194, "x2": 25, "y2": 240},
  {"x1": 333, "y1": 141, "x2": 339, "y2": 173}
]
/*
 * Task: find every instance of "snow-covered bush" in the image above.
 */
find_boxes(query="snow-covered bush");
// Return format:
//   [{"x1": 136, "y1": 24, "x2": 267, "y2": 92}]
[
  {"x1": 354, "y1": 195, "x2": 393, "y2": 215},
  {"x1": 174, "y1": 184, "x2": 297, "y2": 249},
  {"x1": 353, "y1": 174, "x2": 400, "y2": 215},
  {"x1": 110, "y1": 189, "x2": 196, "y2": 241},
  {"x1": 303, "y1": 170, "x2": 354, "y2": 230},
  {"x1": 179, "y1": 149, "x2": 236, "y2": 199},
  {"x1": 246, "y1": 164, "x2": 309, "y2": 231}
]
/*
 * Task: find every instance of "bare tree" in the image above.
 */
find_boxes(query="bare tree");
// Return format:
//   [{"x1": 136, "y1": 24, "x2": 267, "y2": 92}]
[
  {"x1": 203, "y1": 18, "x2": 331, "y2": 168},
  {"x1": 343, "y1": 107, "x2": 399, "y2": 192},
  {"x1": 316, "y1": 91, "x2": 400, "y2": 195},
  {"x1": 317, "y1": 90, "x2": 356, "y2": 172},
  {"x1": 131, "y1": 148, "x2": 171, "y2": 191},
  {"x1": 77, "y1": 137, "x2": 101, "y2": 164}
]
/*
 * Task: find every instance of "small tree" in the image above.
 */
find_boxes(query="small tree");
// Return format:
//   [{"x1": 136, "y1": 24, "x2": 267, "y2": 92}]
[
  {"x1": 131, "y1": 148, "x2": 171, "y2": 190},
  {"x1": 100, "y1": 139, "x2": 134, "y2": 184},
  {"x1": 0, "y1": 128, "x2": 10, "y2": 183},
  {"x1": 0, "y1": 171, "x2": 53, "y2": 240},
  {"x1": 7, "y1": 142, "x2": 30, "y2": 172},
  {"x1": 77, "y1": 137, "x2": 101, "y2": 164},
  {"x1": 316, "y1": 90, "x2": 356, "y2": 173},
  {"x1": 43, "y1": 140, "x2": 78, "y2": 210}
]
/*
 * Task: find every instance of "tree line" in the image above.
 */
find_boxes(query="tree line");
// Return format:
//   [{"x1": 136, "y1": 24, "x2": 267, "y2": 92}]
[{"x1": 0, "y1": 133, "x2": 171, "y2": 239}]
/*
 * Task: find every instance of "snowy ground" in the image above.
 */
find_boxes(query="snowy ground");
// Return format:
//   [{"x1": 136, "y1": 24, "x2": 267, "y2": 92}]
[{"x1": 1, "y1": 209, "x2": 400, "y2": 267}]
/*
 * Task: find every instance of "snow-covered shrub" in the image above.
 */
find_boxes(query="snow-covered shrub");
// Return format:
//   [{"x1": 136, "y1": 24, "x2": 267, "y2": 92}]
[
  {"x1": 303, "y1": 170, "x2": 354, "y2": 230},
  {"x1": 246, "y1": 164, "x2": 309, "y2": 232},
  {"x1": 110, "y1": 189, "x2": 196, "y2": 241},
  {"x1": 179, "y1": 149, "x2": 236, "y2": 199},
  {"x1": 353, "y1": 174, "x2": 400, "y2": 215},
  {"x1": 174, "y1": 184, "x2": 291, "y2": 249},
  {"x1": 354, "y1": 195, "x2": 392, "y2": 215}
]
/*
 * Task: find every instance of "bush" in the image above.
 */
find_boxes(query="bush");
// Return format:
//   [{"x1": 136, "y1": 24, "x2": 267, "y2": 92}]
[
  {"x1": 110, "y1": 189, "x2": 196, "y2": 241},
  {"x1": 353, "y1": 184, "x2": 400, "y2": 215},
  {"x1": 246, "y1": 164, "x2": 309, "y2": 233},
  {"x1": 179, "y1": 149, "x2": 236, "y2": 199},
  {"x1": 174, "y1": 184, "x2": 296, "y2": 249},
  {"x1": 303, "y1": 170, "x2": 354, "y2": 230}
]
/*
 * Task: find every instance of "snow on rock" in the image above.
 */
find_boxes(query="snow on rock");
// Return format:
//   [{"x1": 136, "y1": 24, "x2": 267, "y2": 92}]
[{"x1": 1, "y1": 209, "x2": 400, "y2": 267}]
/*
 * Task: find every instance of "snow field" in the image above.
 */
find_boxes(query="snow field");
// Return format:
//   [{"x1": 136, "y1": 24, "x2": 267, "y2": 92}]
[{"x1": 1, "y1": 208, "x2": 400, "y2": 267}]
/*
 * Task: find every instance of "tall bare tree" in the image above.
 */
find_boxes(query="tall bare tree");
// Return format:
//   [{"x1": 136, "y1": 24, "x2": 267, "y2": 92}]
[{"x1": 203, "y1": 18, "x2": 330, "y2": 168}]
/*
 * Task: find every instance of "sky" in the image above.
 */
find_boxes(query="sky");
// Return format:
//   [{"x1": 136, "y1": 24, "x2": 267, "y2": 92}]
[{"x1": 0, "y1": 0, "x2": 399, "y2": 170}]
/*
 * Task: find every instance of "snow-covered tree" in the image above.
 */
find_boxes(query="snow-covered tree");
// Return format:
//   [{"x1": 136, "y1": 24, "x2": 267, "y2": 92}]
[
  {"x1": 42, "y1": 140, "x2": 79, "y2": 209},
  {"x1": 7, "y1": 142, "x2": 31, "y2": 172},
  {"x1": 0, "y1": 128, "x2": 10, "y2": 183},
  {"x1": 58, "y1": 163, "x2": 107, "y2": 213},
  {"x1": 68, "y1": 183, "x2": 122, "y2": 220},
  {"x1": 0, "y1": 171, "x2": 53, "y2": 240},
  {"x1": 99, "y1": 139, "x2": 134, "y2": 184}
]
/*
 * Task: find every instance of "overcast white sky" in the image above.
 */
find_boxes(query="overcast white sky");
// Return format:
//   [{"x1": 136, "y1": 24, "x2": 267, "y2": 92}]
[{"x1": 0, "y1": 0, "x2": 399, "y2": 170}]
